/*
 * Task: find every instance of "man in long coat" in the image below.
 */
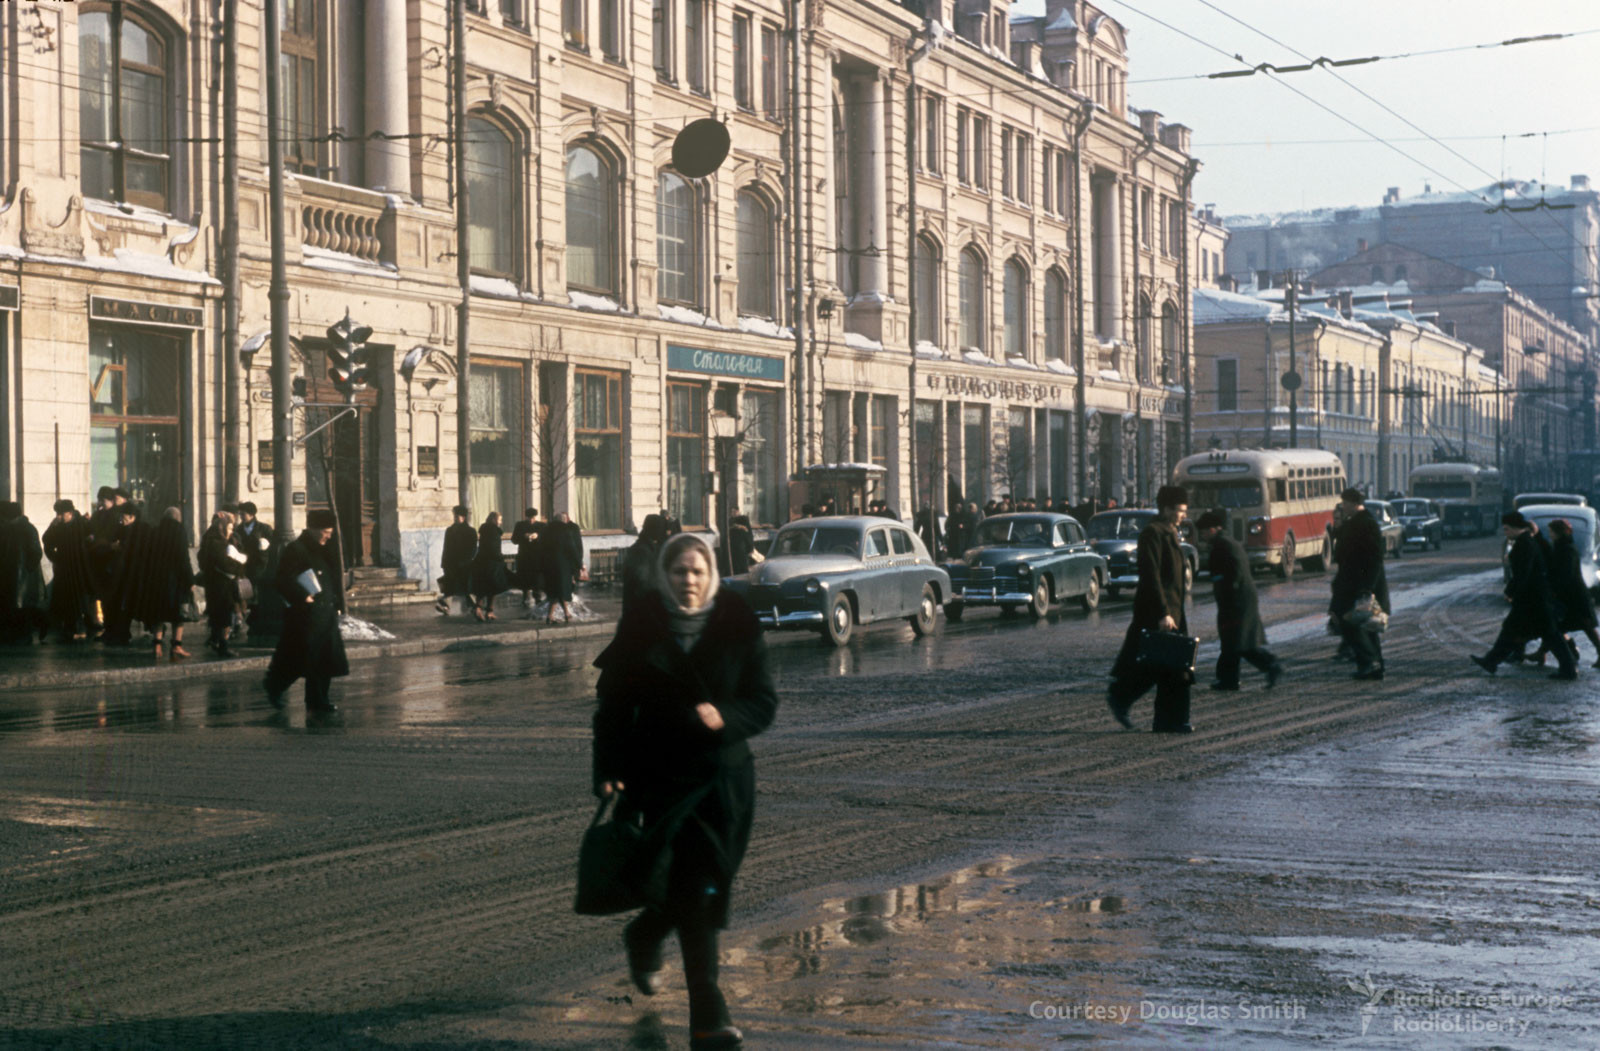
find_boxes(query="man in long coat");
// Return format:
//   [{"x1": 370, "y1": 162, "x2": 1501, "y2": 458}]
[
  {"x1": 1330, "y1": 488, "x2": 1390, "y2": 681},
  {"x1": 1196, "y1": 510, "x2": 1282, "y2": 691},
  {"x1": 435, "y1": 505, "x2": 476, "y2": 615},
  {"x1": 264, "y1": 509, "x2": 349, "y2": 712},
  {"x1": 511, "y1": 507, "x2": 545, "y2": 606},
  {"x1": 1107, "y1": 485, "x2": 1194, "y2": 733},
  {"x1": 1472, "y1": 511, "x2": 1578, "y2": 680},
  {"x1": 42, "y1": 500, "x2": 97, "y2": 642},
  {"x1": 0, "y1": 501, "x2": 47, "y2": 643}
]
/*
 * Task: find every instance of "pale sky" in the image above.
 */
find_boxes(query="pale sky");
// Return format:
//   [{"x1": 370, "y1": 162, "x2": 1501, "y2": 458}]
[{"x1": 1012, "y1": 0, "x2": 1600, "y2": 218}]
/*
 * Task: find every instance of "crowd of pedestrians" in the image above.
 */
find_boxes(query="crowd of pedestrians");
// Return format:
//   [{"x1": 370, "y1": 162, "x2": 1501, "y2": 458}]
[
  {"x1": 1472, "y1": 511, "x2": 1597, "y2": 680},
  {"x1": 435, "y1": 505, "x2": 586, "y2": 624}
]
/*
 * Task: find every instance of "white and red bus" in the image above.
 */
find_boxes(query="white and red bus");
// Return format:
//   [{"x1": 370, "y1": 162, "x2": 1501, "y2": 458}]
[{"x1": 1174, "y1": 448, "x2": 1346, "y2": 578}]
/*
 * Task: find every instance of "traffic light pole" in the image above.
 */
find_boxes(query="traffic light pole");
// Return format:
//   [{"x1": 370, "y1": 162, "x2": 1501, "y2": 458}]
[
  {"x1": 453, "y1": 0, "x2": 473, "y2": 511},
  {"x1": 265, "y1": 0, "x2": 293, "y2": 546}
]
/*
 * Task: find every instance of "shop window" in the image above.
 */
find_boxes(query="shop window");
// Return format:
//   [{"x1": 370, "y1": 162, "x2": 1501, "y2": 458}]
[
  {"x1": 89, "y1": 327, "x2": 183, "y2": 514},
  {"x1": 667, "y1": 382, "x2": 707, "y2": 526},
  {"x1": 80, "y1": 5, "x2": 174, "y2": 210},
  {"x1": 469, "y1": 361, "x2": 525, "y2": 520},
  {"x1": 740, "y1": 390, "x2": 780, "y2": 526},
  {"x1": 574, "y1": 369, "x2": 625, "y2": 529}
]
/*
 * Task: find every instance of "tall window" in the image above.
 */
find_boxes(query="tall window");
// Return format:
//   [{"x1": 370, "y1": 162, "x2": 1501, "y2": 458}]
[
  {"x1": 1217, "y1": 359, "x2": 1238, "y2": 412},
  {"x1": 467, "y1": 116, "x2": 516, "y2": 277},
  {"x1": 1004, "y1": 260, "x2": 1029, "y2": 358},
  {"x1": 1161, "y1": 301, "x2": 1179, "y2": 384},
  {"x1": 501, "y1": 0, "x2": 526, "y2": 27},
  {"x1": 574, "y1": 369, "x2": 624, "y2": 529},
  {"x1": 566, "y1": 144, "x2": 617, "y2": 293},
  {"x1": 923, "y1": 93, "x2": 942, "y2": 173},
  {"x1": 959, "y1": 249, "x2": 985, "y2": 353},
  {"x1": 657, "y1": 172, "x2": 697, "y2": 305},
  {"x1": 972, "y1": 116, "x2": 989, "y2": 190},
  {"x1": 1135, "y1": 293, "x2": 1152, "y2": 382},
  {"x1": 469, "y1": 361, "x2": 525, "y2": 520},
  {"x1": 1042, "y1": 149, "x2": 1053, "y2": 213},
  {"x1": 956, "y1": 108, "x2": 970, "y2": 184},
  {"x1": 562, "y1": 0, "x2": 586, "y2": 47},
  {"x1": 736, "y1": 190, "x2": 775, "y2": 318},
  {"x1": 1044, "y1": 268, "x2": 1067, "y2": 361},
  {"x1": 667, "y1": 382, "x2": 707, "y2": 526},
  {"x1": 279, "y1": 0, "x2": 319, "y2": 176},
  {"x1": 740, "y1": 390, "x2": 780, "y2": 526},
  {"x1": 914, "y1": 236, "x2": 940, "y2": 348},
  {"x1": 1015, "y1": 133, "x2": 1030, "y2": 204},
  {"x1": 652, "y1": 0, "x2": 674, "y2": 80},
  {"x1": 733, "y1": 14, "x2": 753, "y2": 108},
  {"x1": 963, "y1": 405, "x2": 989, "y2": 504},
  {"x1": 80, "y1": 6, "x2": 172, "y2": 210},
  {"x1": 761, "y1": 24, "x2": 782, "y2": 120},
  {"x1": 1139, "y1": 190, "x2": 1153, "y2": 248},
  {"x1": 599, "y1": 0, "x2": 622, "y2": 59},
  {"x1": 89, "y1": 326, "x2": 182, "y2": 515},
  {"x1": 685, "y1": 0, "x2": 708, "y2": 92},
  {"x1": 1001, "y1": 128, "x2": 1013, "y2": 198}
]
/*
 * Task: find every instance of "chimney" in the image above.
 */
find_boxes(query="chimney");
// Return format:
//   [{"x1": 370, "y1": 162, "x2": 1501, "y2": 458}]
[
  {"x1": 1441, "y1": 320, "x2": 1457, "y2": 338},
  {"x1": 1159, "y1": 123, "x2": 1192, "y2": 154},
  {"x1": 1357, "y1": 238, "x2": 1369, "y2": 252},
  {"x1": 1383, "y1": 186, "x2": 1400, "y2": 204},
  {"x1": 1256, "y1": 269, "x2": 1274, "y2": 291},
  {"x1": 1138, "y1": 109, "x2": 1161, "y2": 140},
  {"x1": 1338, "y1": 290, "x2": 1354, "y2": 318},
  {"x1": 1573, "y1": 174, "x2": 1591, "y2": 192}
]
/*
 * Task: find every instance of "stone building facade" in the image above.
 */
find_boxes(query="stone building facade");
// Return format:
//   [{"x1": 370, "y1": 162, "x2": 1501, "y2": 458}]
[{"x1": 0, "y1": 0, "x2": 1197, "y2": 589}]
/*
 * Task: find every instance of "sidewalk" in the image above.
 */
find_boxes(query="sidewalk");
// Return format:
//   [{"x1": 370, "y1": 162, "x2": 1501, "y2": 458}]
[{"x1": 0, "y1": 587, "x2": 623, "y2": 692}]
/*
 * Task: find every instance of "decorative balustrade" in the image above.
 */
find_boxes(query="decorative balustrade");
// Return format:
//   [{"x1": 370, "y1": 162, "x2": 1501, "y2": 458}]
[{"x1": 296, "y1": 176, "x2": 393, "y2": 267}]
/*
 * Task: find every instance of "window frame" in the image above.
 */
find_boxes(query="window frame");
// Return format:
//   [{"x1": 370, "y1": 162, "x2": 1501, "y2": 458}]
[
  {"x1": 922, "y1": 91, "x2": 942, "y2": 174},
  {"x1": 684, "y1": 0, "x2": 709, "y2": 94},
  {"x1": 565, "y1": 141, "x2": 620, "y2": 295},
  {"x1": 760, "y1": 22, "x2": 784, "y2": 121},
  {"x1": 573, "y1": 367, "x2": 626, "y2": 530},
  {"x1": 666, "y1": 381, "x2": 708, "y2": 527},
  {"x1": 959, "y1": 247, "x2": 986, "y2": 354},
  {"x1": 732, "y1": 12, "x2": 753, "y2": 109},
  {"x1": 735, "y1": 188, "x2": 778, "y2": 319},
  {"x1": 656, "y1": 171, "x2": 700, "y2": 307},
  {"x1": 1003, "y1": 258, "x2": 1029, "y2": 359},
  {"x1": 914, "y1": 234, "x2": 941, "y2": 348},
  {"x1": 279, "y1": 0, "x2": 321, "y2": 177},
  {"x1": 971, "y1": 115, "x2": 989, "y2": 191},
  {"x1": 652, "y1": 0, "x2": 675, "y2": 82},
  {"x1": 465, "y1": 112, "x2": 520, "y2": 280},
  {"x1": 80, "y1": 3, "x2": 175, "y2": 211},
  {"x1": 1044, "y1": 267, "x2": 1068, "y2": 361}
]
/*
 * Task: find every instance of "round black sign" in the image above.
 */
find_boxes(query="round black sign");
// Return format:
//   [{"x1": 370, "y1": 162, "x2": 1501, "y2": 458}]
[
  {"x1": 671, "y1": 118, "x2": 731, "y2": 178},
  {"x1": 1281, "y1": 370, "x2": 1302, "y2": 391}
]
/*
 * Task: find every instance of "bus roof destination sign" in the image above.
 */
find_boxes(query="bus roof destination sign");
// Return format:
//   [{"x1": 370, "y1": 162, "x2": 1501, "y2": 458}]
[{"x1": 667, "y1": 344, "x2": 784, "y2": 382}]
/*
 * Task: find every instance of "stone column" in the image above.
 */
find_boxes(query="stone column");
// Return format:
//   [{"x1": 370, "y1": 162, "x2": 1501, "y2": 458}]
[
  {"x1": 859, "y1": 71, "x2": 887, "y2": 299},
  {"x1": 365, "y1": 0, "x2": 412, "y2": 194}
]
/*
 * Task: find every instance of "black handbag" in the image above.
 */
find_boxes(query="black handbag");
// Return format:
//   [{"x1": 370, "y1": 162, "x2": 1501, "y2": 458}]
[
  {"x1": 1135, "y1": 628, "x2": 1200, "y2": 676},
  {"x1": 575, "y1": 793, "x2": 651, "y2": 916}
]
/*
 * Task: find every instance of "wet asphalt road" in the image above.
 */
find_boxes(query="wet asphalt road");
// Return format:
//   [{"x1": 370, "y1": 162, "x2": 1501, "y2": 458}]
[{"x1": 3, "y1": 536, "x2": 1599, "y2": 1049}]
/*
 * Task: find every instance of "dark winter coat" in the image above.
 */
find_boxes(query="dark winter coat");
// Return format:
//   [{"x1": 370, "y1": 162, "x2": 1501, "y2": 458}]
[
  {"x1": 0, "y1": 513, "x2": 46, "y2": 615},
  {"x1": 109, "y1": 518, "x2": 152, "y2": 622},
  {"x1": 1208, "y1": 534, "x2": 1266, "y2": 651},
  {"x1": 1111, "y1": 519, "x2": 1190, "y2": 681},
  {"x1": 543, "y1": 520, "x2": 584, "y2": 603},
  {"x1": 1550, "y1": 534, "x2": 1597, "y2": 632},
  {"x1": 197, "y1": 524, "x2": 243, "y2": 630},
  {"x1": 1503, "y1": 531, "x2": 1559, "y2": 640},
  {"x1": 439, "y1": 521, "x2": 477, "y2": 596},
  {"x1": 622, "y1": 538, "x2": 663, "y2": 614},
  {"x1": 268, "y1": 531, "x2": 349, "y2": 683},
  {"x1": 511, "y1": 518, "x2": 544, "y2": 590},
  {"x1": 592, "y1": 589, "x2": 778, "y2": 926},
  {"x1": 236, "y1": 518, "x2": 275, "y2": 583},
  {"x1": 123, "y1": 517, "x2": 195, "y2": 626},
  {"x1": 87, "y1": 505, "x2": 123, "y2": 601},
  {"x1": 42, "y1": 515, "x2": 98, "y2": 628},
  {"x1": 471, "y1": 522, "x2": 509, "y2": 598},
  {"x1": 1330, "y1": 509, "x2": 1389, "y2": 617},
  {"x1": 728, "y1": 517, "x2": 755, "y2": 575},
  {"x1": 915, "y1": 509, "x2": 940, "y2": 560},
  {"x1": 944, "y1": 511, "x2": 972, "y2": 558}
]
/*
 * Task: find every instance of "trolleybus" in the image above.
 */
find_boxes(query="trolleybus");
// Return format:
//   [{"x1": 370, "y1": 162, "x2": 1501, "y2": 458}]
[
  {"x1": 1408, "y1": 463, "x2": 1502, "y2": 537},
  {"x1": 1173, "y1": 448, "x2": 1345, "y2": 578}
]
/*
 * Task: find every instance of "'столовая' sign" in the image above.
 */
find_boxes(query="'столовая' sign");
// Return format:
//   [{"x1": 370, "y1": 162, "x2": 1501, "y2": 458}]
[{"x1": 667, "y1": 344, "x2": 784, "y2": 381}]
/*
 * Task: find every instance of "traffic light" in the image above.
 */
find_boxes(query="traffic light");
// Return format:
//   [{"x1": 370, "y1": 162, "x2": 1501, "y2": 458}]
[{"x1": 326, "y1": 310, "x2": 374, "y2": 401}]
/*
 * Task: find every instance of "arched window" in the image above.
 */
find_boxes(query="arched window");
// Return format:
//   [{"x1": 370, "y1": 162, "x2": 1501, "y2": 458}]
[
  {"x1": 1044, "y1": 269, "x2": 1068, "y2": 361},
  {"x1": 1004, "y1": 259, "x2": 1029, "y2": 358},
  {"x1": 959, "y1": 248, "x2": 985, "y2": 353},
  {"x1": 80, "y1": 6, "x2": 172, "y2": 210},
  {"x1": 1161, "y1": 301, "x2": 1179, "y2": 384},
  {"x1": 1135, "y1": 293, "x2": 1153, "y2": 382},
  {"x1": 566, "y1": 143, "x2": 617, "y2": 293},
  {"x1": 736, "y1": 190, "x2": 775, "y2": 318},
  {"x1": 914, "y1": 235, "x2": 940, "y2": 347},
  {"x1": 657, "y1": 172, "x2": 697, "y2": 305},
  {"x1": 466, "y1": 115, "x2": 516, "y2": 277}
]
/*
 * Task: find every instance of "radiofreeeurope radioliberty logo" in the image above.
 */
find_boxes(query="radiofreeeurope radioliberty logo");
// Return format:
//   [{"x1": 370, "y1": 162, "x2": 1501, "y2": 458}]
[{"x1": 1346, "y1": 973, "x2": 1574, "y2": 1038}]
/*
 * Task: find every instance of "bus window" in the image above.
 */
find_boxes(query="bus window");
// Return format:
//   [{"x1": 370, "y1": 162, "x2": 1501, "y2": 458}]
[{"x1": 1273, "y1": 479, "x2": 1287, "y2": 501}]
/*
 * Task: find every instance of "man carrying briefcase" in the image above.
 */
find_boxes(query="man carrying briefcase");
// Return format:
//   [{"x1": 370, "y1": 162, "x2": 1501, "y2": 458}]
[{"x1": 1107, "y1": 485, "x2": 1196, "y2": 733}]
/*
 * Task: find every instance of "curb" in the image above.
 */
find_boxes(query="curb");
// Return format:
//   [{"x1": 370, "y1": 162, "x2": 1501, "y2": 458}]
[{"x1": 0, "y1": 618, "x2": 619, "y2": 692}]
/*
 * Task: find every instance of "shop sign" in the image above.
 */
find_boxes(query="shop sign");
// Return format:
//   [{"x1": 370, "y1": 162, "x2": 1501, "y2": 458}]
[
  {"x1": 90, "y1": 295, "x2": 203, "y2": 330},
  {"x1": 667, "y1": 343, "x2": 784, "y2": 381},
  {"x1": 0, "y1": 285, "x2": 17, "y2": 311},
  {"x1": 417, "y1": 445, "x2": 439, "y2": 478},
  {"x1": 925, "y1": 373, "x2": 1065, "y2": 404},
  {"x1": 1139, "y1": 395, "x2": 1182, "y2": 415},
  {"x1": 258, "y1": 440, "x2": 275, "y2": 474}
]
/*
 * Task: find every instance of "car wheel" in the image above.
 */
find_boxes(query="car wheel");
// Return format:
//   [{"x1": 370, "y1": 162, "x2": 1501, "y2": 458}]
[
  {"x1": 823, "y1": 592, "x2": 854, "y2": 646},
  {"x1": 945, "y1": 600, "x2": 965, "y2": 622},
  {"x1": 1079, "y1": 570, "x2": 1101, "y2": 612},
  {"x1": 1027, "y1": 577, "x2": 1051, "y2": 619},
  {"x1": 1304, "y1": 533, "x2": 1330, "y2": 572},
  {"x1": 1276, "y1": 535, "x2": 1296, "y2": 580},
  {"x1": 1184, "y1": 560, "x2": 1195, "y2": 594},
  {"x1": 909, "y1": 584, "x2": 937, "y2": 636}
]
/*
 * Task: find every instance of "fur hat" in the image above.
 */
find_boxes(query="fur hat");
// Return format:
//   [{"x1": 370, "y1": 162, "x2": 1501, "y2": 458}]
[
  {"x1": 1155, "y1": 485, "x2": 1188, "y2": 509},
  {"x1": 307, "y1": 509, "x2": 339, "y2": 529},
  {"x1": 1341, "y1": 487, "x2": 1366, "y2": 504},
  {"x1": 1501, "y1": 510, "x2": 1530, "y2": 529},
  {"x1": 53, "y1": 499, "x2": 76, "y2": 514},
  {"x1": 1195, "y1": 509, "x2": 1227, "y2": 532}
]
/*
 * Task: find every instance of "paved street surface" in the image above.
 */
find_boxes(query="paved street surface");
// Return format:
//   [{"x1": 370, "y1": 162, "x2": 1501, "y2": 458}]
[{"x1": 3, "y1": 536, "x2": 1599, "y2": 1049}]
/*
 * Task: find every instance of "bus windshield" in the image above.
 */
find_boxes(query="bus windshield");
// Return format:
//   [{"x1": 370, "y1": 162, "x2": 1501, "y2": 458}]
[
  {"x1": 1185, "y1": 480, "x2": 1263, "y2": 510},
  {"x1": 1414, "y1": 481, "x2": 1473, "y2": 499}
]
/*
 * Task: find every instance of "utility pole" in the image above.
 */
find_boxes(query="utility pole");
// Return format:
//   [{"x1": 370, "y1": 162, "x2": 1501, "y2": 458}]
[
  {"x1": 789, "y1": 0, "x2": 806, "y2": 486},
  {"x1": 453, "y1": 0, "x2": 472, "y2": 510},
  {"x1": 222, "y1": 0, "x2": 240, "y2": 504},
  {"x1": 1284, "y1": 272, "x2": 1300, "y2": 448},
  {"x1": 266, "y1": 0, "x2": 293, "y2": 544}
]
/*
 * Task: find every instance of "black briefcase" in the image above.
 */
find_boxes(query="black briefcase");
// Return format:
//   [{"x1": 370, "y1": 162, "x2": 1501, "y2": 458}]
[{"x1": 1135, "y1": 629, "x2": 1200, "y2": 676}]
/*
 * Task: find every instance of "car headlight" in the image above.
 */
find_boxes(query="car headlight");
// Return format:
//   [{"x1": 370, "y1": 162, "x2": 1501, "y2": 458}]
[
  {"x1": 803, "y1": 578, "x2": 821, "y2": 596},
  {"x1": 1016, "y1": 564, "x2": 1031, "y2": 577}
]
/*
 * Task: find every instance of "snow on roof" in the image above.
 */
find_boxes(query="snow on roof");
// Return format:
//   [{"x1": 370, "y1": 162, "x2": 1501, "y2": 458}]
[{"x1": 1193, "y1": 287, "x2": 1287, "y2": 325}]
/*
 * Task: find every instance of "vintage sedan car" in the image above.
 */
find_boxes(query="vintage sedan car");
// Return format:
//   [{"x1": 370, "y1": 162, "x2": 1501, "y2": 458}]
[
  {"x1": 721, "y1": 515, "x2": 950, "y2": 646},
  {"x1": 1503, "y1": 504, "x2": 1600, "y2": 596},
  {"x1": 1390, "y1": 498, "x2": 1443, "y2": 551},
  {"x1": 1086, "y1": 510, "x2": 1200, "y2": 599},
  {"x1": 1513, "y1": 492, "x2": 1587, "y2": 510},
  {"x1": 1363, "y1": 500, "x2": 1406, "y2": 559},
  {"x1": 942, "y1": 513, "x2": 1107, "y2": 620}
]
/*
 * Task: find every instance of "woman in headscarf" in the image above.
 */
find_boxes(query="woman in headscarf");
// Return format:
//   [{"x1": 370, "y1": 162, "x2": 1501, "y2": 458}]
[
  {"x1": 126, "y1": 507, "x2": 197, "y2": 661},
  {"x1": 591, "y1": 533, "x2": 778, "y2": 1051},
  {"x1": 198, "y1": 509, "x2": 244, "y2": 656},
  {"x1": 470, "y1": 511, "x2": 508, "y2": 622}
]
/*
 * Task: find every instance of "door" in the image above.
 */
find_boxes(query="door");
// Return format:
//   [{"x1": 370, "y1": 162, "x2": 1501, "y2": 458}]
[{"x1": 861, "y1": 526, "x2": 893, "y2": 619}]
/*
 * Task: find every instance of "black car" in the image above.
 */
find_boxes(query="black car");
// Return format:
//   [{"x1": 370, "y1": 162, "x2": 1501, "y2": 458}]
[
  {"x1": 1390, "y1": 498, "x2": 1443, "y2": 551},
  {"x1": 1086, "y1": 510, "x2": 1199, "y2": 600}
]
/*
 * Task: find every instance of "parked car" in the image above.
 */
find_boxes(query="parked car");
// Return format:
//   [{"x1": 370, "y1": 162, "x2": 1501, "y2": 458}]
[
  {"x1": 1513, "y1": 492, "x2": 1587, "y2": 510},
  {"x1": 1363, "y1": 500, "x2": 1406, "y2": 559},
  {"x1": 1390, "y1": 498, "x2": 1444, "y2": 551},
  {"x1": 721, "y1": 515, "x2": 951, "y2": 646},
  {"x1": 943, "y1": 513, "x2": 1107, "y2": 620},
  {"x1": 1086, "y1": 510, "x2": 1200, "y2": 599},
  {"x1": 1503, "y1": 504, "x2": 1600, "y2": 596}
]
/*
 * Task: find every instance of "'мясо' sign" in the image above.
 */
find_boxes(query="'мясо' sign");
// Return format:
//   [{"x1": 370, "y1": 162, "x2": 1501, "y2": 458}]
[
  {"x1": 667, "y1": 344, "x2": 784, "y2": 381},
  {"x1": 90, "y1": 295, "x2": 204, "y2": 329}
]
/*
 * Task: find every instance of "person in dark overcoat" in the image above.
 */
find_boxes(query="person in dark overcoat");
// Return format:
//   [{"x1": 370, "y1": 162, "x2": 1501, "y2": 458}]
[
  {"x1": 622, "y1": 514, "x2": 670, "y2": 616},
  {"x1": 0, "y1": 501, "x2": 48, "y2": 644},
  {"x1": 592, "y1": 532, "x2": 778, "y2": 1051},
  {"x1": 511, "y1": 507, "x2": 545, "y2": 606},
  {"x1": 1540, "y1": 518, "x2": 1600, "y2": 667},
  {"x1": 1107, "y1": 485, "x2": 1194, "y2": 733},
  {"x1": 42, "y1": 500, "x2": 98, "y2": 642},
  {"x1": 198, "y1": 509, "x2": 244, "y2": 656},
  {"x1": 1196, "y1": 510, "x2": 1282, "y2": 690},
  {"x1": 543, "y1": 511, "x2": 584, "y2": 623},
  {"x1": 1472, "y1": 511, "x2": 1577, "y2": 680},
  {"x1": 1329, "y1": 488, "x2": 1390, "y2": 681},
  {"x1": 470, "y1": 511, "x2": 508, "y2": 621},
  {"x1": 435, "y1": 505, "x2": 476, "y2": 615},
  {"x1": 235, "y1": 501, "x2": 274, "y2": 625},
  {"x1": 727, "y1": 513, "x2": 755, "y2": 575},
  {"x1": 915, "y1": 506, "x2": 941, "y2": 560},
  {"x1": 124, "y1": 507, "x2": 197, "y2": 661},
  {"x1": 264, "y1": 510, "x2": 349, "y2": 712},
  {"x1": 87, "y1": 487, "x2": 124, "y2": 640},
  {"x1": 944, "y1": 502, "x2": 972, "y2": 559}
]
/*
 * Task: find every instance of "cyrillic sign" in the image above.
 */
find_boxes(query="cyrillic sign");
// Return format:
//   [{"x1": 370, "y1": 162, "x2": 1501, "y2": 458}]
[
  {"x1": 667, "y1": 344, "x2": 784, "y2": 381},
  {"x1": 90, "y1": 295, "x2": 203, "y2": 329}
]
